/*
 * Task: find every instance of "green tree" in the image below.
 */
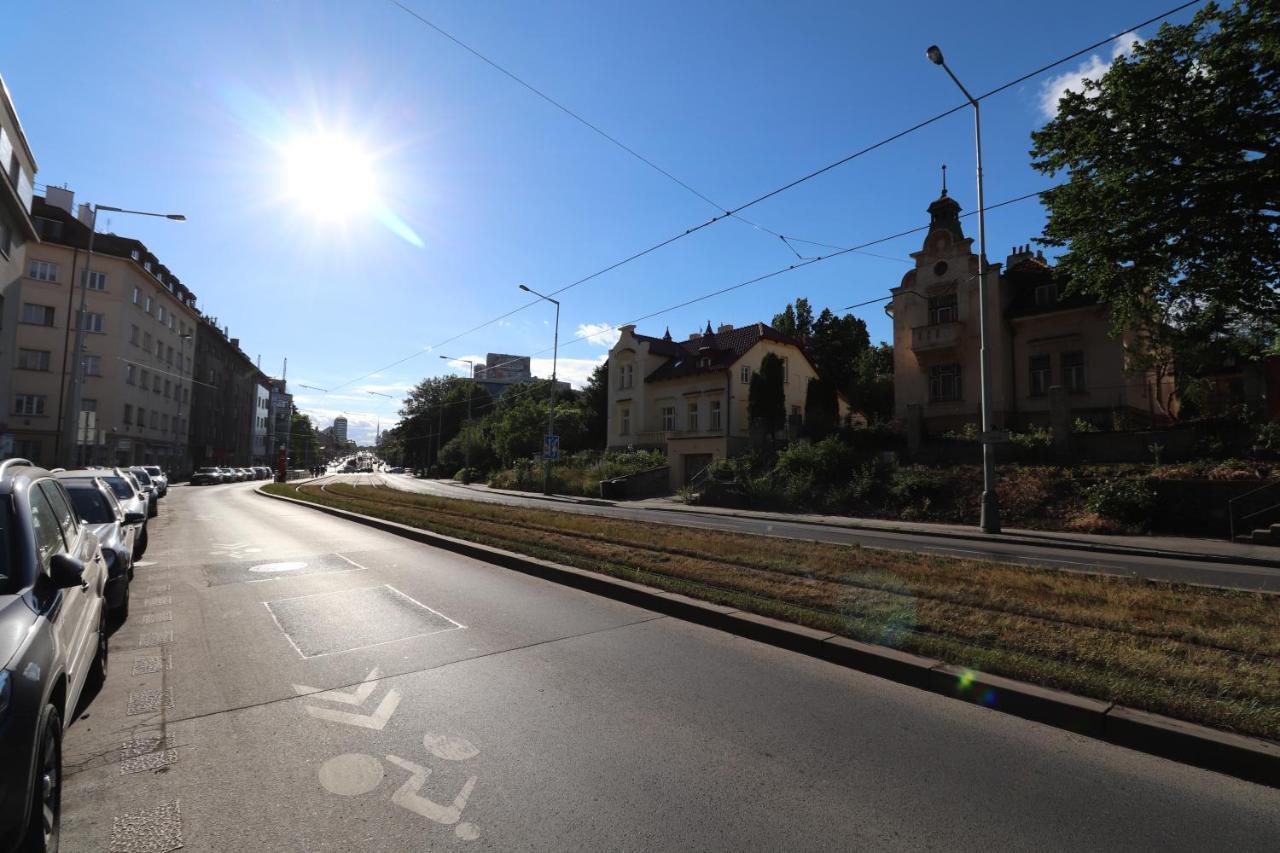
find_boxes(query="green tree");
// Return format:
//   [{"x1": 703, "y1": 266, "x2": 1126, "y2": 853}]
[
  {"x1": 580, "y1": 360, "x2": 609, "y2": 450},
  {"x1": 771, "y1": 297, "x2": 814, "y2": 339},
  {"x1": 808, "y1": 308, "x2": 871, "y2": 394},
  {"x1": 803, "y1": 376, "x2": 839, "y2": 439},
  {"x1": 850, "y1": 343, "x2": 894, "y2": 423},
  {"x1": 287, "y1": 407, "x2": 321, "y2": 468},
  {"x1": 1031, "y1": 1, "x2": 1279, "y2": 377},
  {"x1": 749, "y1": 353, "x2": 787, "y2": 442}
]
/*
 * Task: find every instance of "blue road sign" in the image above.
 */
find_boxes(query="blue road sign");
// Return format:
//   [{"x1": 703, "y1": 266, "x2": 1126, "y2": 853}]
[{"x1": 543, "y1": 434, "x2": 560, "y2": 461}]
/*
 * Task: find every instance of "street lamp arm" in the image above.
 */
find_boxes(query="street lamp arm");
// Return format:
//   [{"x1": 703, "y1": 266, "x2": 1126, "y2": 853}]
[{"x1": 95, "y1": 204, "x2": 187, "y2": 221}]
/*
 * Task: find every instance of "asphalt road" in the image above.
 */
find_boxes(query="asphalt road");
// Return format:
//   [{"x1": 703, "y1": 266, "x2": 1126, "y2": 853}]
[
  {"x1": 362, "y1": 472, "x2": 1280, "y2": 592},
  {"x1": 58, "y1": 480, "x2": 1280, "y2": 852}
]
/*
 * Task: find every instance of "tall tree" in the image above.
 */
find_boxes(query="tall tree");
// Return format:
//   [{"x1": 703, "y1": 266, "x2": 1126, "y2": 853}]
[
  {"x1": 808, "y1": 308, "x2": 871, "y2": 394},
  {"x1": 1030, "y1": 1, "x2": 1280, "y2": 373},
  {"x1": 580, "y1": 360, "x2": 610, "y2": 450},
  {"x1": 749, "y1": 353, "x2": 787, "y2": 442},
  {"x1": 803, "y1": 376, "x2": 839, "y2": 439},
  {"x1": 771, "y1": 298, "x2": 814, "y2": 339}
]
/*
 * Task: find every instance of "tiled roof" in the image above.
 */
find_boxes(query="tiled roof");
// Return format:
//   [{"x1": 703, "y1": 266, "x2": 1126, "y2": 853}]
[{"x1": 642, "y1": 322, "x2": 807, "y2": 383}]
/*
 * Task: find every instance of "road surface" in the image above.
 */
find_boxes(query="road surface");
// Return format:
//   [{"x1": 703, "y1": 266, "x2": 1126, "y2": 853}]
[
  {"x1": 59, "y1": 480, "x2": 1280, "y2": 851},
  {"x1": 352, "y1": 471, "x2": 1280, "y2": 592}
]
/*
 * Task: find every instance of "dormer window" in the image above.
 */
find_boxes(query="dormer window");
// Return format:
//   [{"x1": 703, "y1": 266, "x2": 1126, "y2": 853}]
[
  {"x1": 143, "y1": 260, "x2": 151, "y2": 272},
  {"x1": 698, "y1": 356, "x2": 711, "y2": 368},
  {"x1": 131, "y1": 249, "x2": 140, "y2": 261},
  {"x1": 1034, "y1": 283, "x2": 1058, "y2": 308}
]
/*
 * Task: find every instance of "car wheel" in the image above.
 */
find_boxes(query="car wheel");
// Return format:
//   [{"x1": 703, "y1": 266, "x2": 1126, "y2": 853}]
[
  {"x1": 115, "y1": 583, "x2": 131, "y2": 624},
  {"x1": 87, "y1": 610, "x2": 108, "y2": 690},
  {"x1": 136, "y1": 526, "x2": 148, "y2": 559},
  {"x1": 21, "y1": 704, "x2": 62, "y2": 853}
]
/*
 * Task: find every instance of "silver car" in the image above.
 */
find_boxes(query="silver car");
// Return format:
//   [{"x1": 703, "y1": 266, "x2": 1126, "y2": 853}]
[
  {"x1": 100, "y1": 470, "x2": 150, "y2": 559},
  {"x1": 142, "y1": 465, "x2": 168, "y2": 498},
  {"x1": 125, "y1": 468, "x2": 159, "y2": 518},
  {"x1": 57, "y1": 474, "x2": 145, "y2": 622}
]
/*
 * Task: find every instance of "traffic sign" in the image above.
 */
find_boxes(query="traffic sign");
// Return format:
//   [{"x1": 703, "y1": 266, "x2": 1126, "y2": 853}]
[{"x1": 543, "y1": 434, "x2": 560, "y2": 461}]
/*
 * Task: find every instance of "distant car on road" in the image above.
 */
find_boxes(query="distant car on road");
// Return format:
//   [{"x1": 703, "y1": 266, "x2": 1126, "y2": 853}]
[
  {"x1": 56, "y1": 473, "x2": 145, "y2": 621},
  {"x1": 0, "y1": 457, "x2": 109, "y2": 853},
  {"x1": 142, "y1": 465, "x2": 168, "y2": 498},
  {"x1": 389, "y1": 467, "x2": 405, "y2": 474},
  {"x1": 191, "y1": 467, "x2": 223, "y2": 485}
]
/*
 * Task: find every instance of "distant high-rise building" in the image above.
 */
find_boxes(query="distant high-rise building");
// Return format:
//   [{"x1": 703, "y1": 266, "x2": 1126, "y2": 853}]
[{"x1": 333, "y1": 416, "x2": 348, "y2": 445}]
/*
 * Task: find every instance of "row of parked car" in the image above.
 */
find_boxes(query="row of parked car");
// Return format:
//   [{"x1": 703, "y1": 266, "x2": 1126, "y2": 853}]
[
  {"x1": 0, "y1": 459, "x2": 170, "y2": 852},
  {"x1": 190, "y1": 466, "x2": 273, "y2": 485}
]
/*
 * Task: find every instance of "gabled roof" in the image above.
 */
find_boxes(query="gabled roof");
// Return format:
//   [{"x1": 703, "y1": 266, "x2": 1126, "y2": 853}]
[
  {"x1": 1003, "y1": 254, "x2": 1101, "y2": 318},
  {"x1": 640, "y1": 322, "x2": 809, "y2": 383}
]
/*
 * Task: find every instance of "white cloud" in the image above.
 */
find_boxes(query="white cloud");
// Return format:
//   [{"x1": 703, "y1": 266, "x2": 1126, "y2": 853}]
[
  {"x1": 531, "y1": 354, "x2": 607, "y2": 389},
  {"x1": 1039, "y1": 32, "x2": 1141, "y2": 119},
  {"x1": 575, "y1": 322, "x2": 620, "y2": 349}
]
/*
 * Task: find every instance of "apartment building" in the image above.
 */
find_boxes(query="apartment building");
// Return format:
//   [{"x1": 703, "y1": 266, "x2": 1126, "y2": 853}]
[
  {"x1": 188, "y1": 313, "x2": 268, "y2": 468},
  {"x1": 888, "y1": 185, "x2": 1175, "y2": 434},
  {"x1": 607, "y1": 321, "x2": 842, "y2": 488},
  {"x1": 0, "y1": 73, "x2": 40, "y2": 459},
  {"x1": 12, "y1": 190, "x2": 199, "y2": 469}
]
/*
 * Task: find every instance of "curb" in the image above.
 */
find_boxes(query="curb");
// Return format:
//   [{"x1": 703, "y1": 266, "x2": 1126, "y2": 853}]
[
  {"x1": 642, "y1": 505, "x2": 1280, "y2": 571},
  {"x1": 258, "y1": 485, "x2": 1280, "y2": 789}
]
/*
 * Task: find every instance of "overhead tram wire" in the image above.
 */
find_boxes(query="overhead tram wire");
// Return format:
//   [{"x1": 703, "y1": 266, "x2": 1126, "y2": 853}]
[
  {"x1": 384, "y1": 187, "x2": 1050, "y2": 436},
  {"x1": 335, "y1": 0, "x2": 1201, "y2": 392}
]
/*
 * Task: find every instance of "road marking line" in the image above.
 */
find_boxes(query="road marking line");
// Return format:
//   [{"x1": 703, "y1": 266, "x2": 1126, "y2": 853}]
[
  {"x1": 293, "y1": 667, "x2": 382, "y2": 704},
  {"x1": 336, "y1": 553, "x2": 369, "y2": 570},
  {"x1": 304, "y1": 688, "x2": 402, "y2": 730},
  {"x1": 385, "y1": 585, "x2": 467, "y2": 631}
]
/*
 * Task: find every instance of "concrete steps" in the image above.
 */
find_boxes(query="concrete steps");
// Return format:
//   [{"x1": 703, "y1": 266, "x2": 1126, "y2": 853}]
[{"x1": 1235, "y1": 523, "x2": 1280, "y2": 546}]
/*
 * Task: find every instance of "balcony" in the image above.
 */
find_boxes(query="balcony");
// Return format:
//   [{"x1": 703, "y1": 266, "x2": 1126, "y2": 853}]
[{"x1": 912, "y1": 321, "x2": 964, "y2": 353}]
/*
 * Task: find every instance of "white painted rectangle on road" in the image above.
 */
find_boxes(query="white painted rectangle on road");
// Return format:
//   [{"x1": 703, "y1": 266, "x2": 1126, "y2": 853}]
[{"x1": 265, "y1": 584, "x2": 464, "y2": 658}]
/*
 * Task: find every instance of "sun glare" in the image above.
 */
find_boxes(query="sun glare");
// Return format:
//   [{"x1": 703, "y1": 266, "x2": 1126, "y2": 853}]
[{"x1": 282, "y1": 132, "x2": 380, "y2": 220}]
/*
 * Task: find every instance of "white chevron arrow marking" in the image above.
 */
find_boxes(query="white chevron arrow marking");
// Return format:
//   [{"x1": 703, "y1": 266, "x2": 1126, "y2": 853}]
[
  {"x1": 293, "y1": 667, "x2": 382, "y2": 705},
  {"x1": 304, "y1": 689, "x2": 402, "y2": 731}
]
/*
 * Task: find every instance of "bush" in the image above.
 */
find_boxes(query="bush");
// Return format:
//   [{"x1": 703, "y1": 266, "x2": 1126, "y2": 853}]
[
  {"x1": 774, "y1": 437, "x2": 859, "y2": 509},
  {"x1": 1072, "y1": 417, "x2": 1100, "y2": 434},
  {"x1": 1254, "y1": 421, "x2": 1280, "y2": 455},
  {"x1": 1084, "y1": 478, "x2": 1156, "y2": 529},
  {"x1": 1008, "y1": 426, "x2": 1053, "y2": 448},
  {"x1": 942, "y1": 422, "x2": 980, "y2": 441}
]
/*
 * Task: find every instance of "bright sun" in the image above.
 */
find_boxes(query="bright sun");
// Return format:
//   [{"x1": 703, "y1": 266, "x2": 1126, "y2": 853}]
[{"x1": 282, "y1": 132, "x2": 380, "y2": 220}]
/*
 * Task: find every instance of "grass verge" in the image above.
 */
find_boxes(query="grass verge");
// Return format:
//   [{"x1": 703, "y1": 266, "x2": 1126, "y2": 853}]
[{"x1": 265, "y1": 481, "x2": 1280, "y2": 742}]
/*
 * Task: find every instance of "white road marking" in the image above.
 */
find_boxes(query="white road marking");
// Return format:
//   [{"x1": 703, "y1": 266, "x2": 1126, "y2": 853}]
[
  {"x1": 304, "y1": 689, "x2": 402, "y2": 730},
  {"x1": 336, "y1": 553, "x2": 369, "y2": 570},
  {"x1": 386, "y1": 754, "x2": 478, "y2": 830},
  {"x1": 293, "y1": 667, "x2": 383, "y2": 705},
  {"x1": 423, "y1": 734, "x2": 479, "y2": 762},
  {"x1": 318, "y1": 753, "x2": 385, "y2": 796},
  {"x1": 249, "y1": 561, "x2": 308, "y2": 573}
]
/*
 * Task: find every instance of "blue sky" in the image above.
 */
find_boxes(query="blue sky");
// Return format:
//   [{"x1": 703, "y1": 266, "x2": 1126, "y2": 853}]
[{"x1": 2, "y1": 1, "x2": 1200, "y2": 442}]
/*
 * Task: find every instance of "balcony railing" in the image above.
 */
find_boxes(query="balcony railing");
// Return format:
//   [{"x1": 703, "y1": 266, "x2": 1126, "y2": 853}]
[{"x1": 912, "y1": 321, "x2": 963, "y2": 353}]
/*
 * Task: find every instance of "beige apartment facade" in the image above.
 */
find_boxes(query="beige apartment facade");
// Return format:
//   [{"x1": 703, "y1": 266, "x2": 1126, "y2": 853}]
[
  {"x1": 0, "y1": 72, "x2": 41, "y2": 459},
  {"x1": 888, "y1": 187, "x2": 1174, "y2": 434},
  {"x1": 607, "y1": 322, "x2": 844, "y2": 488},
  {"x1": 9, "y1": 190, "x2": 199, "y2": 468}
]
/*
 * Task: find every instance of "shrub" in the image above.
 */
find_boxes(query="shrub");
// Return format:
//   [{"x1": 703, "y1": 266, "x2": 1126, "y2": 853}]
[
  {"x1": 1008, "y1": 426, "x2": 1053, "y2": 448},
  {"x1": 1254, "y1": 421, "x2": 1280, "y2": 455},
  {"x1": 942, "y1": 422, "x2": 980, "y2": 441},
  {"x1": 1084, "y1": 478, "x2": 1156, "y2": 529},
  {"x1": 1072, "y1": 417, "x2": 1100, "y2": 434}
]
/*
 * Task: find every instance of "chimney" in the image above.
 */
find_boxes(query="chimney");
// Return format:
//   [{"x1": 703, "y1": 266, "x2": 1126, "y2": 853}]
[
  {"x1": 77, "y1": 203, "x2": 94, "y2": 227},
  {"x1": 231, "y1": 338, "x2": 240, "y2": 349},
  {"x1": 1006, "y1": 243, "x2": 1034, "y2": 268},
  {"x1": 718, "y1": 323, "x2": 734, "y2": 333},
  {"x1": 45, "y1": 186, "x2": 74, "y2": 215}
]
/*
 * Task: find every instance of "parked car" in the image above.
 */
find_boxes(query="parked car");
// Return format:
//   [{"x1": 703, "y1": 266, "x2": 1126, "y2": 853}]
[
  {"x1": 55, "y1": 474, "x2": 143, "y2": 622},
  {"x1": 253, "y1": 466, "x2": 270, "y2": 480},
  {"x1": 142, "y1": 466, "x2": 168, "y2": 498},
  {"x1": 126, "y1": 468, "x2": 159, "y2": 518},
  {"x1": 218, "y1": 467, "x2": 240, "y2": 483},
  {"x1": 0, "y1": 457, "x2": 109, "y2": 852},
  {"x1": 97, "y1": 471, "x2": 150, "y2": 559},
  {"x1": 191, "y1": 467, "x2": 223, "y2": 486}
]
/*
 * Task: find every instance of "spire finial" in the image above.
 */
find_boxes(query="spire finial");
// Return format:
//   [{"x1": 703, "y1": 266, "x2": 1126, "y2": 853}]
[{"x1": 941, "y1": 163, "x2": 947, "y2": 197}]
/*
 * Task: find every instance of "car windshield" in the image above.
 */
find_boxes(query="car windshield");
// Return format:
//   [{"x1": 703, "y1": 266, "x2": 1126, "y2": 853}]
[
  {"x1": 67, "y1": 486, "x2": 116, "y2": 524},
  {"x1": 198, "y1": 468, "x2": 220, "y2": 474},
  {"x1": 131, "y1": 469, "x2": 153, "y2": 485},
  {"x1": 101, "y1": 476, "x2": 135, "y2": 500},
  {"x1": 144, "y1": 466, "x2": 163, "y2": 476}
]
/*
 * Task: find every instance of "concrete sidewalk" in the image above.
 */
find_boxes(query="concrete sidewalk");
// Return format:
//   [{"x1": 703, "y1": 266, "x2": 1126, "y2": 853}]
[{"x1": 420, "y1": 477, "x2": 1280, "y2": 569}]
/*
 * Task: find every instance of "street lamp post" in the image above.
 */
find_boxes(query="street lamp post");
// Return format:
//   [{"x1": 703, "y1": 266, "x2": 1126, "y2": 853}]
[
  {"x1": 518, "y1": 284, "x2": 560, "y2": 496},
  {"x1": 438, "y1": 357, "x2": 476, "y2": 483},
  {"x1": 63, "y1": 203, "x2": 186, "y2": 468},
  {"x1": 926, "y1": 45, "x2": 1000, "y2": 534}
]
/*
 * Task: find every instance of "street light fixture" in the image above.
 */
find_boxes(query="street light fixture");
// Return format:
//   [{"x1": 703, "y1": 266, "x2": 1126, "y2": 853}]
[
  {"x1": 439, "y1": 356, "x2": 477, "y2": 484},
  {"x1": 518, "y1": 283, "x2": 560, "y2": 496},
  {"x1": 926, "y1": 44, "x2": 1000, "y2": 534},
  {"x1": 63, "y1": 203, "x2": 186, "y2": 467},
  {"x1": 297, "y1": 383, "x2": 329, "y2": 393}
]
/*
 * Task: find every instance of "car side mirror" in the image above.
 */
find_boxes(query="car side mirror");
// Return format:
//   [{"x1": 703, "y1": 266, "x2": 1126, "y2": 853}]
[
  {"x1": 124, "y1": 511, "x2": 146, "y2": 524},
  {"x1": 49, "y1": 553, "x2": 86, "y2": 589}
]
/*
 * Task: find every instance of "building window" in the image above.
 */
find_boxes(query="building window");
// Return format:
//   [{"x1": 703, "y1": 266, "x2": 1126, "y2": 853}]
[
  {"x1": 661, "y1": 406, "x2": 676, "y2": 431},
  {"x1": 13, "y1": 394, "x2": 46, "y2": 416},
  {"x1": 166, "y1": 345, "x2": 174, "y2": 365},
  {"x1": 126, "y1": 364, "x2": 137, "y2": 385},
  {"x1": 130, "y1": 324, "x2": 140, "y2": 346},
  {"x1": 619, "y1": 363, "x2": 634, "y2": 389},
  {"x1": 28, "y1": 260, "x2": 58, "y2": 282},
  {"x1": 21, "y1": 303, "x2": 55, "y2": 326},
  {"x1": 157, "y1": 305, "x2": 166, "y2": 324},
  {"x1": 153, "y1": 375, "x2": 162, "y2": 393},
  {"x1": 138, "y1": 407, "x2": 146, "y2": 429},
  {"x1": 1034, "y1": 283, "x2": 1058, "y2": 308},
  {"x1": 164, "y1": 379, "x2": 171, "y2": 398},
  {"x1": 1029, "y1": 354, "x2": 1052, "y2": 397},
  {"x1": 132, "y1": 286, "x2": 141, "y2": 304},
  {"x1": 79, "y1": 311, "x2": 104, "y2": 333},
  {"x1": 144, "y1": 294, "x2": 152, "y2": 313},
  {"x1": 84, "y1": 270, "x2": 107, "y2": 291},
  {"x1": 928, "y1": 293, "x2": 958, "y2": 324},
  {"x1": 150, "y1": 411, "x2": 159, "y2": 429},
  {"x1": 687, "y1": 401, "x2": 699, "y2": 432},
  {"x1": 143, "y1": 332, "x2": 152, "y2": 350},
  {"x1": 17, "y1": 349, "x2": 51, "y2": 371},
  {"x1": 81, "y1": 398, "x2": 96, "y2": 413},
  {"x1": 709, "y1": 399, "x2": 722, "y2": 430},
  {"x1": 183, "y1": 387, "x2": 189, "y2": 403},
  {"x1": 140, "y1": 369, "x2": 150, "y2": 388},
  {"x1": 123, "y1": 404, "x2": 133, "y2": 425},
  {"x1": 620, "y1": 407, "x2": 630, "y2": 435},
  {"x1": 131, "y1": 249, "x2": 141, "y2": 261},
  {"x1": 83, "y1": 355, "x2": 102, "y2": 376},
  {"x1": 740, "y1": 365, "x2": 752, "y2": 384},
  {"x1": 1062, "y1": 351, "x2": 1086, "y2": 392},
  {"x1": 14, "y1": 439, "x2": 41, "y2": 460},
  {"x1": 781, "y1": 356, "x2": 789, "y2": 384},
  {"x1": 928, "y1": 364, "x2": 962, "y2": 402},
  {"x1": 155, "y1": 340, "x2": 163, "y2": 358}
]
